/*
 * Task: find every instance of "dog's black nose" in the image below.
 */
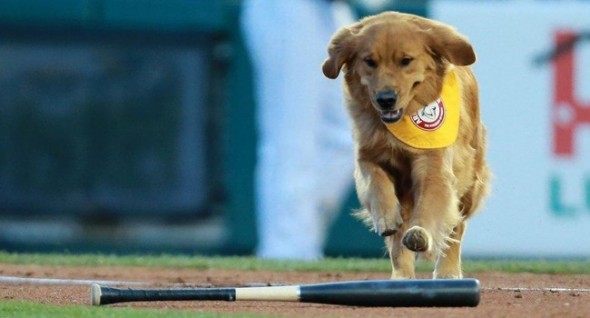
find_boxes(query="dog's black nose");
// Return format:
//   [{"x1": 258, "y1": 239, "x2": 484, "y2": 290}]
[{"x1": 376, "y1": 90, "x2": 397, "y2": 109}]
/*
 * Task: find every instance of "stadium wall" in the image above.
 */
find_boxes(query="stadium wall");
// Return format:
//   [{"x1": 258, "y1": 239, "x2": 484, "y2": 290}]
[{"x1": 432, "y1": 1, "x2": 590, "y2": 257}]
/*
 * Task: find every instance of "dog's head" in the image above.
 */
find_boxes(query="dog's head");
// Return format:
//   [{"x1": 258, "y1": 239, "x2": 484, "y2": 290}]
[{"x1": 323, "y1": 12, "x2": 475, "y2": 124}]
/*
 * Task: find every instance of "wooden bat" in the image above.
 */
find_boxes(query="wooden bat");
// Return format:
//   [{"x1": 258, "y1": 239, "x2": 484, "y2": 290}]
[{"x1": 91, "y1": 278, "x2": 480, "y2": 307}]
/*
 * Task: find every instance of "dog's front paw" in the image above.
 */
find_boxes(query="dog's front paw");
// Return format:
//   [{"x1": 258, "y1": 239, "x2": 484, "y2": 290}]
[
  {"x1": 372, "y1": 210, "x2": 403, "y2": 237},
  {"x1": 402, "y1": 226, "x2": 432, "y2": 252}
]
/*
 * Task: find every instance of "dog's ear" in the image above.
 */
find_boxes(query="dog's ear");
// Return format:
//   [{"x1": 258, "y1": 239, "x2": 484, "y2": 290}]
[
  {"x1": 322, "y1": 24, "x2": 361, "y2": 79},
  {"x1": 412, "y1": 17, "x2": 476, "y2": 66}
]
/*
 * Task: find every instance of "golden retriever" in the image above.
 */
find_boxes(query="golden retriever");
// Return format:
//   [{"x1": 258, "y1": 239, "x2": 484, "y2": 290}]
[{"x1": 322, "y1": 12, "x2": 490, "y2": 279}]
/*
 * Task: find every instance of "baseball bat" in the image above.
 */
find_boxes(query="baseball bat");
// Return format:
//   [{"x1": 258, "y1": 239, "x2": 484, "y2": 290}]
[{"x1": 91, "y1": 279, "x2": 480, "y2": 307}]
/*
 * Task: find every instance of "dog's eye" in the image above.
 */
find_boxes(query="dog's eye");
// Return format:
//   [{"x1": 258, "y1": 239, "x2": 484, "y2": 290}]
[
  {"x1": 364, "y1": 57, "x2": 377, "y2": 68},
  {"x1": 400, "y1": 57, "x2": 413, "y2": 67}
]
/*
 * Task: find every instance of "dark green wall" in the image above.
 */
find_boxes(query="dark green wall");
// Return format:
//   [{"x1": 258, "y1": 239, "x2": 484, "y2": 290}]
[{"x1": 0, "y1": 0, "x2": 425, "y2": 257}]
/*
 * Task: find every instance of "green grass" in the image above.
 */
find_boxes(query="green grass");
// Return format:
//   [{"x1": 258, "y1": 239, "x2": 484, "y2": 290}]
[
  {"x1": 2, "y1": 251, "x2": 590, "y2": 317},
  {"x1": 0, "y1": 300, "x2": 267, "y2": 318},
  {"x1": 0, "y1": 251, "x2": 392, "y2": 272},
  {"x1": 1, "y1": 251, "x2": 590, "y2": 274}
]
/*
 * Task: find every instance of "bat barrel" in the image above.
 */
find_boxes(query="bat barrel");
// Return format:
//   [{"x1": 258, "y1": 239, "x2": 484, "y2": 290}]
[{"x1": 299, "y1": 279, "x2": 480, "y2": 307}]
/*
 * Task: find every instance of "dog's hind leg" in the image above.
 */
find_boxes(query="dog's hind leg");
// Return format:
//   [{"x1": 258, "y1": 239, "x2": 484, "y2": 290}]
[
  {"x1": 386, "y1": 224, "x2": 416, "y2": 279},
  {"x1": 433, "y1": 221, "x2": 466, "y2": 279}
]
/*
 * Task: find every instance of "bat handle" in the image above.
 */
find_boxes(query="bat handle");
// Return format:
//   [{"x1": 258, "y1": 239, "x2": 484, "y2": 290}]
[{"x1": 91, "y1": 284, "x2": 236, "y2": 306}]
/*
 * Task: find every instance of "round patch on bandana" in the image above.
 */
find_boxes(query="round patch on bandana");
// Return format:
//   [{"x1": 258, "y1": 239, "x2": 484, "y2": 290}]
[{"x1": 411, "y1": 98, "x2": 446, "y2": 131}]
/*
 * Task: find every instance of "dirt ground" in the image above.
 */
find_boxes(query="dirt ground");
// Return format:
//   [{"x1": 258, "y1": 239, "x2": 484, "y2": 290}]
[{"x1": 1, "y1": 263, "x2": 589, "y2": 318}]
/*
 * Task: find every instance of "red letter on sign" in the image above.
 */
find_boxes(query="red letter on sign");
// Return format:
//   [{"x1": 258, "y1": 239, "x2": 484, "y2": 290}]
[{"x1": 553, "y1": 30, "x2": 590, "y2": 157}]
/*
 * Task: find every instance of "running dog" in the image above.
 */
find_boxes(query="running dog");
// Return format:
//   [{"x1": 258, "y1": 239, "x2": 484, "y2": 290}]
[{"x1": 322, "y1": 12, "x2": 490, "y2": 279}]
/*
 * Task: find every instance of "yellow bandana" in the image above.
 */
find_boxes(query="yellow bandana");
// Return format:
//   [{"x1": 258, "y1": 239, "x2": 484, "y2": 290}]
[{"x1": 385, "y1": 69, "x2": 460, "y2": 149}]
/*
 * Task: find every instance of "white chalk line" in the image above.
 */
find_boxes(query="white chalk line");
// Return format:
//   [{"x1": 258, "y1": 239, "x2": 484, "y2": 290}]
[
  {"x1": 0, "y1": 275, "x2": 148, "y2": 286},
  {"x1": 483, "y1": 287, "x2": 590, "y2": 293},
  {"x1": 1, "y1": 276, "x2": 589, "y2": 293}
]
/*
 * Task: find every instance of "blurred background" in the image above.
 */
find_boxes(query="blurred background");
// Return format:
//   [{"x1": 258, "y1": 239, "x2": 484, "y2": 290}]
[{"x1": 0, "y1": 0, "x2": 588, "y2": 258}]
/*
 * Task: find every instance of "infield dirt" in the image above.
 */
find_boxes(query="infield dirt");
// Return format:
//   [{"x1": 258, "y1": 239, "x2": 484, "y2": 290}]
[{"x1": 1, "y1": 264, "x2": 589, "y2": 317}]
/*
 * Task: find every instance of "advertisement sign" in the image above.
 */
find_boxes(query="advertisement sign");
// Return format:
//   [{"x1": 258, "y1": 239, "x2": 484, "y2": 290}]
[{"x1": 432, "y1": 2, "x2": 590, "y2": 257}]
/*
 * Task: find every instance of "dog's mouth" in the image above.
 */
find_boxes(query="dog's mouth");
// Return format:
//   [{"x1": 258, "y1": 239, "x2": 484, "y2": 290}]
[{"x1": 380, "y1": 108, "x2": 404, "y2": 124}]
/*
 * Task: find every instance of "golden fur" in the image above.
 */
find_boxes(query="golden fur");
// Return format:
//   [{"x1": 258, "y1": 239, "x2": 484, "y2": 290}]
[{"x1": 322, "y1": 12, "x2": 490, "y2": 279}]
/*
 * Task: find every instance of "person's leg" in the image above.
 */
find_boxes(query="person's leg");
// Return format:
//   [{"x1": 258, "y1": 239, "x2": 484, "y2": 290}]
[
  {"x1": 242, "y1": 0, "x2": 338, "y2": 259},
  {"x1": 315, "y1": 1, "x2": 356, "y2": 241}
]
